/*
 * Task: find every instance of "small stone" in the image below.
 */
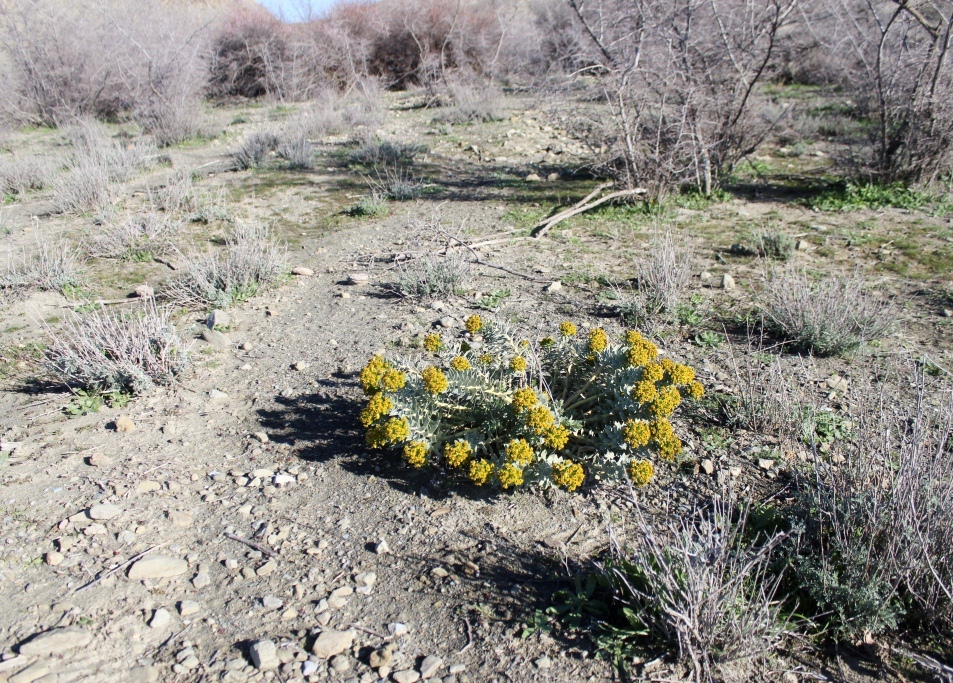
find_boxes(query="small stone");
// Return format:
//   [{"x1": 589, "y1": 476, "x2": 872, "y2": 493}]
[
  {"x1": 178, "y1": 600, "x2": 200, "y2": 616},
  {"x1": 355, "y1": 572, "x2": 376, "y2": 587},
  {"x1": 943, "y1": 309, "x2": 953, "y2": 318},
  {"x1": 310, "y1": 629, "x2": 356, "y2": 659},
  {"x1": 330, "y1": 586, "x2": 353, "y2": 598},
  {"x1": 137, "y1": 481, "x2": 161, "y2": 493},
  {"x1": 17, "y1": 627, "x2": 92, "y2": 656},
  {"x1": 133, "y1": 284, "x2": 155, "y2": 299},
  {"x1": 201, "y1": 329, "x2": 230, "y2": 349},
  {"x1": 253, "y1": 432, "x2": 269, "y2": 444},
  {"x1": 439, "y1": 316, "x2": 456, "y2": 328},
  {"x1": 544, "y1": 281, "x2": 562, "y2": 293},
  {"x1": 758, "y1": 458, "x2": 775, "y2": 471},
  {"x1": 448, "y1": 665, "x2": 466, "y2": 675},
  {"x1": 250, "y1": 639, "x2": 280, "y2": 671},
  {"x1": 329, "y1": 655, "x2": 350, "y2": 673},
  {"x1": 240, "y1": 341, "x2": 254, "y2": 351},
  {"x1": 8, "y1": 661, "x2": 50, "y2": 683},
  {"x1": 534, "y1": 656, "x2": 552, "y2": 670},
  {"x1": 114, "y1": 415, "x2": 136, "y2": 433},
  {"x1": 720, "y1": 274, "x2": 736, "y2": 291},
  {"x1": 45, "y1": 551, "x2": 64, "y2": 566},
  {"x1": 128, "y1": 555, "x2": 188, "y2": 580},
  {"x1": 180, "y1": 655, "x2": 199, "y2": 670},
  {"x1": 293, "y1": 361, "x2": 310, "y2": 371},
  {"x1": 262, "y1": 596, "x2": 283, "y2": 610},
  {"x1": 252, "y1": 467, "x2": 274, "y2": 477},
  {"x1": 273, "y1": 474, "x2": 295, "y2": 487},
  {"x1": 84, "y1": 523, "x2": 107, "y2": 536},
  {"x1": 375, "y1": 539, "x2": 391, "y2": 555},
  {"x1": 209, "y1": 389, "x2": 229, "y2": 401},
  {"x1": 207, "y1": 309, "x2": 230, "y2": 329},
  {"x1": 419, "y1": 656, "x2": 443, "y2": 679},
  {"x1": 327, "y1": 595, "x2": 347, "y2": 609},
  {"x1": 347, "y1": 273, "x2": 370, "y2": 285},
  {"x1": 826, "y1": 375, "x2": 849, "y2": 392},
  {"x1": 432, "y1": 567, "x2": 449, "y2": 578},
  {"x1": 192, "y1": 572, "x2": 211, "y2": 589},
  {"x1": 168, "y1": 511, "x2": 192, "y2": 528},
  {"x1": 280, "y1": 607, "x2": 298, "y2": 621},
  {"x1": 729, "y1": 466, "x2": 742, "y2": 478},
  {"x1": 700, "y1": 459, "x2": 715, "y2": 475},
  {"x1": 388, "y1": 622, "x2": 408, "y2": 636},
  {"x1": 87, "y1": 452, "x2": 112, "y2": 467},
  {"x1": 88, "y1": 503, "x2": 121, "y2": 520},
  {"x1": 302, "y1": 660, "x2": 319, "y2": 676},
  {"x1": 525, "y1": 173, "x2": 541, "y2": 181},
  {"x1": 547, "y1": 172, "x2": 560, "y2": 181},
  {"x1": 257, "y1": 560, "x2": 277, "y2": 576},
  {"x1": 394, "y1": 670, "x2": 421, "y2": 683},
  {"x1": 369, "y1": 646, "x2": 394, "y2": 669},
  {"x1": 149, "y1": 608, "x2": 171, "y2": 630},
  {"x1": 292, "y1": 267, "x2": 314, "y2": 276}
]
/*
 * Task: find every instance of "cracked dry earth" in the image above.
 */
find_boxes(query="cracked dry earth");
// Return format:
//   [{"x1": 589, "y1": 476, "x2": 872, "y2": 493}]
[{"x1": 0, "y1": 194, "x2": 630, "y2": 682}]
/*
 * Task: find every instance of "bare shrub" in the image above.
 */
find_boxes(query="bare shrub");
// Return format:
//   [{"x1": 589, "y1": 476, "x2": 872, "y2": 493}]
[
  {"x1": 0, "y1": 155, "x2": 55, "y2": 196},
  {"x1": 606, "y1": 488, "x2": 789, "y2": 681},
  {"x1": 758, "y1": 232, "x2": 795, "y2": 261},
  {"x1": 276, "y1": 129, "x2": 315, "y2": 170},
  {"x1": 233, "y1": 131, "x2": 279, "y2": 170},
  {"x1": 344, "y1": 193, "x2": 390, "y2": 218},
  {"x1": 190, "y1": 187, "x2": 230, "y2": 224},
  {"x1": 761, "y1": 269, "x2": 893, "y2": 356},
  {"x1": 727, "y1": 342, "x2": 804, "y2": 441},
  {"x1": 790, "y1": 373, "x2": 953, "y2": 635},
  {"x1": 150, "y1": 170, "x2": 195, "y2": 214},
  {"x1": 365, "y1": 163, "x2": 425, "y2": 201},
  {"x1": 349, "y1": 138, "x2": 426, "y2": 165},
  {"x1": 436, "y1": 77, "x2": 504, "y2": 123},
  {"x1": 396, "y1": 251, "x2": 470, "y2": 299},
  {"x1": 163, "y1": 222, "x2": 288, "y2": 309},
  {"x1": 43, "y1": 303, "x2": 189, "y2": 394},
  {"x1": 85, "y1": 213, "x2": 180, "y2": 260},
  {"x1": 630, "y1": 231, "x2": 695, "y2": 318},
  {"x1": 0, "y1": 237, "x2": 82, "y2": 294}
]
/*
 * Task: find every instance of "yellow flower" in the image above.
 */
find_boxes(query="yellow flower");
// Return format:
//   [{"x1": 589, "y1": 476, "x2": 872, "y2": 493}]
[
  {"x1": 624, "y1": 330, "x2": 643, "y2": 345},
  {"x1": 511, "y1": 387, "x2": 538, "y2": 412},
  {"x1": 651, "y1": 419, "x2": 682, "y2": 461},
  {"x1": 552, "y1": 460, "x2": 584, "y2": 491},
  {"x1": 544, "y1": 425, "x2": 570, "y2": 451},
  {"x1": 359, "y1": 393, "x2": 393, "y2": 427},
  {"x1": 628, "y1": 459, "x2": 654, "y2": 486},
  {"x1": 498, "y1": 463, "x2": 524, "y2": 489},
  {"x1": 465, "y1": 315, "x2": 483, "y2": 333},
  {"x1": 631, "y1": 380, "x2": 659, "y2": 404},
  {"x1": 686, "y1": 381, "x2": 705, "y2": 399},
  {"x1": 505, "y1": 438, "x2": 534, "y2": 466},
  {"x1": 559, "y1": 321, "x2": 577, "y2": 337},
  {"x1": 626, "y1": 339, "x2": 659, "y2": 367},
  {"x1": 421, "y1": 366, "x2": 449, "y2": 394},
  {"x1": 526, "y1": 405, "x2": 555, "y2": 434},
  {"x1": 650, "y1": 385, "x2": 681, "y2": 417},
  {"x1": 510, "y1": 356, "x2": 528, "y2": 373},
  {"x1": 479, "y1": 353, "x2": 494, "y2": 365},
  {"x1": 360, "y1": 355, "x2": 389, "y2": 395},
  {"x1": 540, "y1": 337, "x2": 555, "y2": 347},
  {"x1": 365, "y1": 425, "x2": 385, "y2": 449},
  {"x1": 423, "y1": 333, "x2": 442, "y2": 352},
  {"x1": 450, "y1": 356, "x2": 471, "y2": 371},
  {"x1": 381, "y1": 368, "x2": 406, "y2": 392},
  {"x1": 444, "y1": 440, "x2": 473, "y2": 468},
  {"x1": 403, "y1": 441, "x2": 428, "y2": 468},
  {"x1": 469, "y1": 459, "x2": 495, "y2": 485},
  {"x1": 519, "y1": 339, "x2": 530, "y2": 349},
  {"x1": 381, "y1": 417, "x2": 409, "y2": 443},
  {"x1": 642, "y1": 363, "x2": 665, "y2": 383},
  {"x1": 587, "y1": 328, "x2": 608, "y2": 353},
  {"x1": 667, "y1": 363, "x2": 696, "y2": 385},
  {"x1": 622, "y1": 420, "x2": 651, "y2": 449}
]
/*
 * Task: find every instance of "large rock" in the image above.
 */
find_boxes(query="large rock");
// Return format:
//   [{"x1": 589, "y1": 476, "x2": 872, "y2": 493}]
[
  {"x1": 310, "y1": 629, "x2": 356, "y2": 659},
  {"x1": 128, "y1": 555, "x2": 188, "y2": 580},
  {"x1": 88, "y1": 504, "x2": 122, "y2": 520},
  {"x1": 249, "y1": 639, "x2": 279, "y2": 671},
  {"x1": 18, "y1": 627, "x2": 92, "y2": 656}
]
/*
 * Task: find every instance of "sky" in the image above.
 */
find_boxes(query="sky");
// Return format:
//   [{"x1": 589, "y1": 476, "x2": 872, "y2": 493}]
[{"x1": 256, "y1": 0, "x2": 341, "y2": 21}]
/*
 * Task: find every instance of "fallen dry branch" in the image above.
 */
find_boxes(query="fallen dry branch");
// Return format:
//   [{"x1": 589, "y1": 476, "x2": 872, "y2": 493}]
[
  {"x1": 531, "y1": 183, "x2": 647, "y2": 237},
  {"x1": 224, "y1": 532, "x2": 278, "y2": 558}
]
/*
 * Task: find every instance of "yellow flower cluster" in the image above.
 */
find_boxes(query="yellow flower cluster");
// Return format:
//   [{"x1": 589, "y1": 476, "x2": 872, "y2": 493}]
[
  {"x1": 423, "y1": 333, "x2": 442, "y2": 352},
  {"x1": 628, "y1": 459, "x2": 654, "y2": 486},
  {"x1": 360, "y1": 355, "x2": 406, "y2": 395},
  {"x1": 421, "y1": 366, "x2": 448, "y2": 394},
  {"x1": 661, "y1": 358, "x2": 695, "y2": 385},
  {"x1": 505, "y1": 438, "x2": 534, "y2": 466},
  {"x1": 450, "y1": 356, "x2": 471, "y2": 371},
  {"x1": 360, "y1": 392, "x2": 393, "y2": 427},
  {"x1": 465, "y1": 315, "x2": 483, "y2": 333},
  {"x1": 445, "y1": 440, "x2": 473, "y2": 468},
  {"x1": 552, "y1": 460, "x2": 584, "y2": 491},
  {"x1": 511, "y1": 387, "x2": 538, "y2": 412},
  {"x1": 540, "y1": 336, "x2": 555, "y2": 347},
  {"x1": 622, "y1": 419, "x2": 651, "y2": 449},
  {"x1": 403, "y1": 441, "x2": 428, "y2": 467},
  {"x1": 559, "y1": 321, "x2": 577, "y2": 337},
  {"x1": 588, "y1": 328, "x2": 608, "y2": 353},
  {"x1": 642, "y1": 363, "x2": 665, "y2": 383},
  {"x1": 509, "y1": 356, "x2": 528, "y2": 373},
  {"x1": 650, "y1": 385, "x2": 682, "y2": 418},
  {"x1": 526, "y1": 405, "x2": 555, "y2": 434},
  {"x1": 498, "y1": 463, "x2": 524, "y2": 489},
  {"x1": 686, "y1": 381, "x2": 705, "y2": 399},
  {"x1": 651, "y1": 419, "x2": 682, "y2": 461},
  {"x1": 626, "y1": 337, "x2": 659, "y2": 367},
  {"x1": 469, "y1": 459, "x2": 495, "y2": 485},
  {"x1": 544, "y1": 425, "x2": 570, "y2": 451},
  {"x1": 479, "y1": 353, "x2": 494, "y2": 365},
  {"x1": 367, "y1": 417, "x2": 410, "y2": 449},
  {"x1": 631, "y1": 380, "x2": 659, "y2": 404}
]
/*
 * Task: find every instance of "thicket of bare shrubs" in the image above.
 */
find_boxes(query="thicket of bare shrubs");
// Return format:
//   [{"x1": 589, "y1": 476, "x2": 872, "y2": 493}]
[
  {"x1": 0, "y1": 237, "x2": 81, "y2": 295},
  {"x1": 85, "y1": 213, "x2": 180, "y2": 261},
  {"x1": 0, "y1": 154, "x2": 55, "y2": 196}
]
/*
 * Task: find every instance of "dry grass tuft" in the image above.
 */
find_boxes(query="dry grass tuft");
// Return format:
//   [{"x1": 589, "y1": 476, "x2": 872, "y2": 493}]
[
  {"x1": 0, "y1": 237, "x2": 82, "y2": 294},
  {"x1": 85, "y1": 213, "x2": 180, "y2": 261}
]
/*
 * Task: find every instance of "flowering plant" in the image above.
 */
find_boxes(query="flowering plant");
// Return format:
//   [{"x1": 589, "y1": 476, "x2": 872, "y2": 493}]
[{"x1": 360, "y1": 315, "x2": 702, "y2": 491}]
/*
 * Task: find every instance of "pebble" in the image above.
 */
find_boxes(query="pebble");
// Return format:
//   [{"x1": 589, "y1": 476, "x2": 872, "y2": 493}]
[
  {"x1": 758, "y1": 458, "x2": 775, "y2": 471},
  {"x1": 329, "y1": 655, "x2": 350, "y2": 673},
  {"x1": 439, "y1": 316, "x2": 456, "y2": 328},
  {"x1": 393, "y1": 670, "x2": 421, "y2": 683},
  {"x1": 193, "y1": 571, "x2": 211, "y2": 589},
  {"x1": 273, "y1": 474, "x2": 295, "y2": 487},
  {"x1": 209, "y1": 389, "x2": 229, "y2": 400},
  {"x1": 201, "y1": 329, "x2": 231, "y2": 349},
  {"x1": 8, "y1": 661, "x2": 49, "y2": 683},
  {"x1": 128, "y1": 555, "x2": 188, "y2": 580},
  {"x1": 302, "y1": 660, "x2": 319, "y2": 676},
  {"x1": 388, "y1": 623, "x2": 408, "y2": 636},
  {"x1": 45, "y1": 551, "x2": 64, "y2": 566},
  {"x1": 253, "y1": 432, "x2": 270, "y2": 444},
  {"x1": 137, "y1": 481, "x2": 161, "y2": 493},
  {"x1": 149, "y1": 608, "x2": 171, "y2": 629},
  {"x1": 293, "y1": 361, "x2": 310, "y2": 371},
  {"x1": 375, "y1": 539, "x2": 391, "y2": 555},
  {"x1": 534, "y1": 656, "x2": 552, "y2": 669},
  {"x1": 252, "y1": 467, "x2": 273, "y2": 477},
  {"x1": 250, "y1": 639, "x2": 280, "y2": 671},
  {"x1": 207, "y1": 310, "x2": 230, "y2": 329},
  {"x1": 720, "y1": 274, "x2": 736, "y2": 291},
  {"x1": 544, "y1": 281, "x2": 562, "y2": 293},
  {"x1": 419, "y1": 655, "x2": 443, "y2": 679},
  {"x1": 240, "y1": 341, "x2": 254, "y2": 351},
  {"x1": 347, "y1": 273, "x2": 370, "y2": 285},
  {"x1": 525, "y1": 173, "x2": 541, "y2": 181},
  {"x1": 826, "y1": 375, "x2": 849, "y2": 393},
  {"x1": 700, "y1": 459, "x2": 715, "y2": 475},
  {"x1": 168, "y1": 511, "x2": 193, "y2": 528},
  {"x1": 133, "y1": 284, "x2": 155, "y2": 298},
  {"x1": 114, "y1": 415, "x2": 136, "y2": 433},
  {"x1": 355, "y1": 572, "x2": 376, "y2": 587},
  {"x1": 257, "y1": 560, "x2": 277, "y2": 576},
  {"x1": 448, "y1": 664, "x2": 466, "y2": 675},
  {"x1": 87, "y1": 452, "x2": 113, "y2": 467},
  {"x1": 18, "y1": 627, "x2": 92, "y2": 655},
  {"x1": 84, "y1": 524, "x2": 107, "y2": 536},
  {"x1": 369, "y1": 645, "x2": 395, "y2": 669},
  {"x1": 292, "y1": 266, "x2": 314, "y2": 276},
  {"x1": 179, "y1": 600, "x2": 200, "y2": 616},
  {"x1": 262, "y1": 596, "x2": 283, "y2": 610},
  {"x1": 311, "y1": 629, "x2": 356, "y2": 659}
]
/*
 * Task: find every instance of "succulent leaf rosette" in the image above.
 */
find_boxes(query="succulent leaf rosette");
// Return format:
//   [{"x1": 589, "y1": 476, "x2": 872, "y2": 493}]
[{"x1": 359, "y1": 315, "x2": 703, "y2": 492}]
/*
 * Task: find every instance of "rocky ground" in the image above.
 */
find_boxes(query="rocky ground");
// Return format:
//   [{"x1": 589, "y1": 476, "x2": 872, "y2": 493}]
[{"x1": 0, "y1": 91, "x2": 951, "y2": 683}]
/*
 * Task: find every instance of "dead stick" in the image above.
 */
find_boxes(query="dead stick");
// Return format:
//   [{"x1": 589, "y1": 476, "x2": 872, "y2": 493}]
[
  {"x1": 532, "y1": 187, "x2": 647, "y2": 238},
  {"x1": 224, "y1": 532, "x2": 278, "y2": 558},
  {"x1": 74, "y1": 541, "x2": 170, "y2": 593},
  {"x1": 346, "y1": 623, "x2": 391, "y2": 640},
  {"x1": 437, "y1": 230, "x2": 551, "y2": 284},
  {"x1": 534, "y1": 182, "x2": 611, "y2": 228},
  {"x1": 456, "y1": 617, "x2": 474, "y2": 655}
]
